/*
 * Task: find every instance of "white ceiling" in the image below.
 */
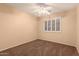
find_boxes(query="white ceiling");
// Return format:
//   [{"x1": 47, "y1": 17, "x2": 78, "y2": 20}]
[{"x1": 6, "y1": 3, "x2": 79, "y2": 17}]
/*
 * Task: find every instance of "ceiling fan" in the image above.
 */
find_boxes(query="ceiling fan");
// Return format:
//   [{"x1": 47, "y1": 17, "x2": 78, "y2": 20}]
[{"x1": 27, "y1": 3, "x2": 55, "y2": 17}]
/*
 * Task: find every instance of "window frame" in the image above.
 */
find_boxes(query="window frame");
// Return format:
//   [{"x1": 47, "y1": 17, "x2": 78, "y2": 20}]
[{"x1": 43, "y1": 16, "x2": 61, "y2": 32}]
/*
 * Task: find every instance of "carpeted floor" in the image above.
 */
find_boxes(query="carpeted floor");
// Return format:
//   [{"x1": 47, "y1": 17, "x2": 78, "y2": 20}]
[{"x1": 0, "y1": 39, "x2": 78, "y2": 56}]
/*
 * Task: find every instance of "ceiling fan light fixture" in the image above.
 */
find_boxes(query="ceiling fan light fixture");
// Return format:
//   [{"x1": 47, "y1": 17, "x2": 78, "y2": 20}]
[{"x1": 27, "y1": 3, "x2": 53, "y2": 17}]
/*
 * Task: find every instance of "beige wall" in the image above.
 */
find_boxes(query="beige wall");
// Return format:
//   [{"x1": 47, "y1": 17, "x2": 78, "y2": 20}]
[
  {"x1": 76, "y1": 6, "x2": 79, "y2": 53},
  {"x1": 0, "y1": 4, "x2": 38, "y2": 51},
  {"x1": 38, "y1": 8, "x2": 77, "y2": 46}
]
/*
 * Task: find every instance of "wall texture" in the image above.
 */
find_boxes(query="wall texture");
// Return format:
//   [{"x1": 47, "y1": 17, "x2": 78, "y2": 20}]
[
  {"x1": 0, "y1": 4, "x2": 38, "y2": 51},
  {"x1": 38, "y1": 8, "x2": 77, "y2": 46},
  {"x1": 76, "y1": 6, "x2": 79, "y2": 53}
]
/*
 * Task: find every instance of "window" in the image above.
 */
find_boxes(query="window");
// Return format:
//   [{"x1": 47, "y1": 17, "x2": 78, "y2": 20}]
[
  {"x1": 44, "y1": 17, "x2": 61, "y2": 32},
  {"x1": 52, "y1": 20, "x2": 55, "y2": 31},
  {"x1": 45, "y1": 21, "x2": 47, "y2": 31},
  {"x1": 48, "y1": 20, "x2": 51, "y2": 31}
]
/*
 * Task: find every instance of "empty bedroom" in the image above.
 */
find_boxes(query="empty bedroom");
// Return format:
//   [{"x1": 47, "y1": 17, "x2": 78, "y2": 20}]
[{"x1": 0, "y1": 3, "x2": 79, "y2": 56}]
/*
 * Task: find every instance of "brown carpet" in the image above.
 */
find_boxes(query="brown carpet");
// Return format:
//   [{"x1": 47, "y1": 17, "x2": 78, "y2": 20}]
[{"x1": 0, "y1": 39, "x2": 78, "y2": 56}]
